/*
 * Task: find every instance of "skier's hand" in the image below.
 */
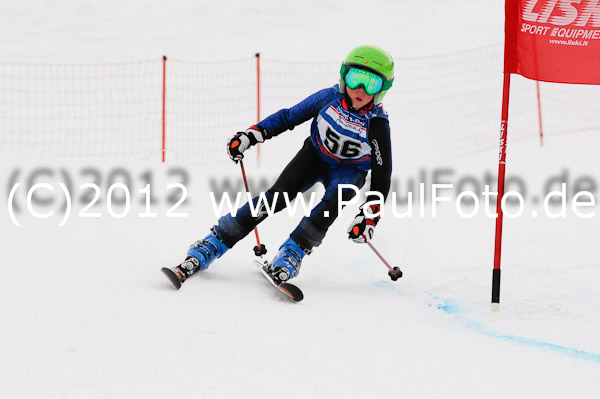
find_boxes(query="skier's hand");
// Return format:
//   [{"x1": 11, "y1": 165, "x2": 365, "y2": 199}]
[
  {"x1": 347, "y1": 203, "x2": 381, "y2": 243},
  {"x1": 227, "y1": 126, "x2": 266, "y2": 162},
  {"x1": 226, "y1": 132, "x2": 249, "y2": 162}
]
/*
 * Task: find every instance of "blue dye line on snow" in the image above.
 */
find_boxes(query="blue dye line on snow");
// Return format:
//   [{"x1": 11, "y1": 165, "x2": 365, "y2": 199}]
[
  {"x1": 370, "y1": 273, "x2": 600, "y2": 363},
  {"x1": 434, "y1": 298, "x2": 600, "y2": 364}
]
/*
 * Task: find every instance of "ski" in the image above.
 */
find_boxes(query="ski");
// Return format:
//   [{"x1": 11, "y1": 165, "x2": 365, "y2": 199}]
[
  {"x1": 162, "y1": 260, "x2": 304, "y2": 302},
  {"x1": 253, "y1": 260, "x2": 304, "y2": 302},
  {"x1": 161, "y1": 267, "x2": 184, "y2": 290}
]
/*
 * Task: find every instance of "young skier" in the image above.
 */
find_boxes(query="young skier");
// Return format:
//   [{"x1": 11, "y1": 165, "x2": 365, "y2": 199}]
[{"x1": 163, "y1": 45, "x2": 394, "y2": 289}]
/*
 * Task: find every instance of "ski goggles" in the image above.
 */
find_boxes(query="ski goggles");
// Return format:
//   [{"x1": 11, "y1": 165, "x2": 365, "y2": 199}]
[{"x1": 343, "y1": 67, "x2": 385, "y2": 95}]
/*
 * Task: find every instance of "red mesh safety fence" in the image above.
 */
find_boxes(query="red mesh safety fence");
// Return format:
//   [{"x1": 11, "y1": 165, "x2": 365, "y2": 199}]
[
  {"x1": 165, "y1": 58, "x2": 255, "y2": 164},
  {"x1": 1, "y1": 46, "x2": 599, "y2": 165},
  {"x1": 0, "y1": 60, "x2": 162, "y2": 160}
]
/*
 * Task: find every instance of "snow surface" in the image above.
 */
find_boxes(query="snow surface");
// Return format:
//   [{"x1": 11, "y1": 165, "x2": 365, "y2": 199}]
[{"x1": 1, "y1": 1, "x2": 600, "y2": 398}]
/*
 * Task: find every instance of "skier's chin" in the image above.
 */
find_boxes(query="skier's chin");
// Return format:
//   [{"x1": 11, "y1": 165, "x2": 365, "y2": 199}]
[{"x1": 352, "y1": 98, "x2": 367, "y2": 108}]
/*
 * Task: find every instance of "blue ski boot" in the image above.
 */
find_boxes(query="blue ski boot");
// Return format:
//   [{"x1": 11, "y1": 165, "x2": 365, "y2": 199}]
[
  {"x1": 269, "y1": 237, "x2": 308, "y2": 284},
  {"x1": 162, "y1": 228, "x2": 229, "y2": 289}
]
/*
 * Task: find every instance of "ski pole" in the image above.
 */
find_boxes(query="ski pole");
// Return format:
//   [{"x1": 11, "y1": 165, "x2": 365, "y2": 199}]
[
  {"x1": 239, "y1": 159, "x2": 267, "y2": 258},
  {"x1": 367, "y1": 241, "x2": 403, "y2": 281}
]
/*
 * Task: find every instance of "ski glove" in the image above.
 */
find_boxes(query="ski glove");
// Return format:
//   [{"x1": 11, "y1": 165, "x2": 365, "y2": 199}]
[
  {"x1": 227, "y1": 125, "x2": 267, "y2": 162},
  {"x1": 347, "y1": 203, "x2": 381, "y2": 243}
]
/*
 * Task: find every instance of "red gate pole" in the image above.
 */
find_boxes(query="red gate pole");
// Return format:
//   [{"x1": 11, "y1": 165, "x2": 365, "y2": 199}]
[
  {"x1": 255, "y1": 53, "x2": 261, "y2": 167},
  {"x1": 162, "y1": 55, "x2": 167, "y2": 163},
  {"x1": 492, "y1": 72, "x2": 512, "y2": 312},
  {"x1": 536, "y1": 81, "x2": 544, "y2": 147}
]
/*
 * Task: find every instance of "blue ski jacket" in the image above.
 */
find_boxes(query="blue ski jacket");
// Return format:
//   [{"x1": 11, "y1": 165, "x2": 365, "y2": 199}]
[{"x1": 256, "y1": 84, "x2": 392, "y2": 201}]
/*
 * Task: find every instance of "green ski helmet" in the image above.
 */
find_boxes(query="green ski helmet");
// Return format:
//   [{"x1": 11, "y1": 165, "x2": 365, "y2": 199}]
[{"x1": 339, "y1": 45, "x2": 394, "y2": 105}]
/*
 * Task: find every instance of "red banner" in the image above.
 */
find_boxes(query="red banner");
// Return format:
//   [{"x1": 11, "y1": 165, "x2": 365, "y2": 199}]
[{"x1": 505, "y1": 0, "x2": 600, "y2": 84}]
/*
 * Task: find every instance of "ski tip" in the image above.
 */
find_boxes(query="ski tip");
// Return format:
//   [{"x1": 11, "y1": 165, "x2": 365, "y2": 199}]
[
  {"x1": 279, "y1": 283, "x2": 304, "y2": 302},
  {"x1": 161, "y1": 267, "x2": 182, "y2": 290},
  {"x1": 253, "y1": 259, "x2": 304, "y2": 302}
]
